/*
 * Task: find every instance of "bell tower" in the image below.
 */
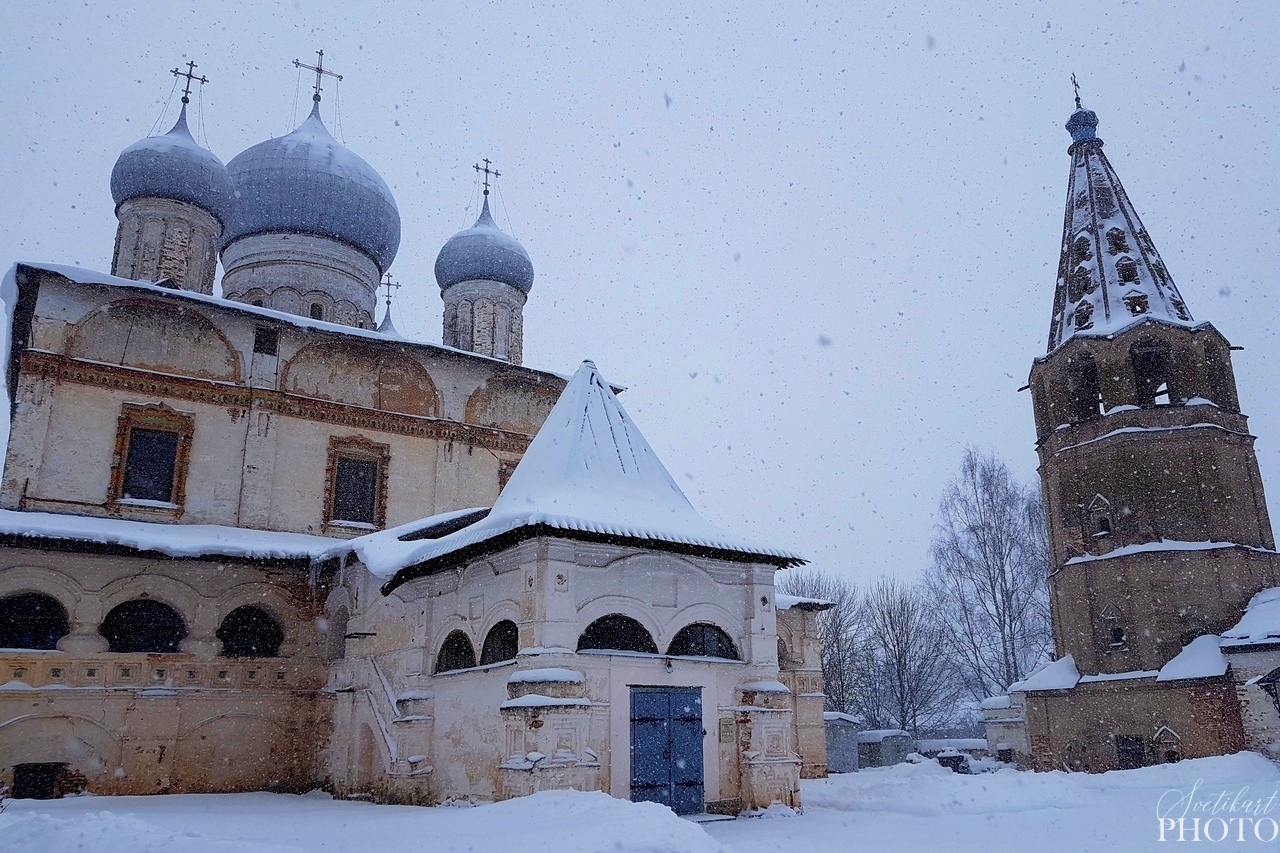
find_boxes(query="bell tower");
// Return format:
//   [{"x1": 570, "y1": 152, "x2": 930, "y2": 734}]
[{"x1": 1029, "y1": 100, "x2": 1280, "y2": 676}]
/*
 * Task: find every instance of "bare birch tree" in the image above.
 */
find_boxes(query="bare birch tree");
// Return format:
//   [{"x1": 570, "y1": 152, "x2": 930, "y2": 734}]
[
  {"x1": 926, "y1": 447, "x2": 1051, "y2": 700},
  {"x1": 776, "y1": 568, "x2": 862, "y2": 715}
]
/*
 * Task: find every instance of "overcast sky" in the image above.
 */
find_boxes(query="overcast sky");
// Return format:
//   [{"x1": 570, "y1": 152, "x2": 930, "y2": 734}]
[{"x1": 1, "y1": 1, "x2": 1277, "y2": 586}]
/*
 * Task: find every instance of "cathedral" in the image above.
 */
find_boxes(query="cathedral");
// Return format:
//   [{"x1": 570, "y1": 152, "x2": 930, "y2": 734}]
[
  {"x1": 983, "y1": 99, "x2": 1280, "y2": 771},
  {"x1": 0, "y1": 62, "x2": 828, "y2": 811}
]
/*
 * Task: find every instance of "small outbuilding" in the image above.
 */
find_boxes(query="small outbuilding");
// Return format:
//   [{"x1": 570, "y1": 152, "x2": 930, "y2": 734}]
[
  {"x1": 856, "y1": 729, "x2": 915, "y2": 768},
  {"x1": 823, "y1": 712, "x2": 861, "y2": 773}
]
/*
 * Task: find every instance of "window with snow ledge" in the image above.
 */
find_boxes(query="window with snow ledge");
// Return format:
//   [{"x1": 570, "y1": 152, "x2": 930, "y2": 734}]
[
  {"x1": 576, "y1": 614, "x2": 658, "y2": 655},
  {"x1": 109, "y1": 403, "x2": 193, "y2": 510},
  {"x1": 480, "y1": 620, "x2": 519, "y2": 666},
  {"x1": 309, "y1": 302, "x2": 325, "y2": 321},
  {"x1": 1130, "y1": 339, "x2": 1173, "y2": 406},
  {"x1": 436, "y1": 630, "x2": 477, "y2": 673},
  {"x1": 667, "y1": 623, "x2": 739, "y2": 660},
  {"x1": 324, "y1": 436, "x2": 389, "y2": 531}
]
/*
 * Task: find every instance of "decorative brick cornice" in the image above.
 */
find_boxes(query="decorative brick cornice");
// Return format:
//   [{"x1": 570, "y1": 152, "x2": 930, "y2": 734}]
[{"x1": 21, "y1": 350, "x2": 535, "y2": 454}]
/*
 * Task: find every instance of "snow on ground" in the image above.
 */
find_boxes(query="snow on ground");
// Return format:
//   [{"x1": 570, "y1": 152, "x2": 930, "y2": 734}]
[{"x1": 3, "y1": 753, "x2": 1280, "y2": 852}]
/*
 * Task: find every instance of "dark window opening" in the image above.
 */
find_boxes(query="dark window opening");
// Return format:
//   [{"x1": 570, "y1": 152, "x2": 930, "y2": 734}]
[
  {"x1": 1164, "y1": 750, "x2": 1180, "y2": 763},
  {"x1": 480, "y1": 620, "x2": 519, "y2": 665},
  {"x1": 1116, "y1": 257, "x2": 1139, "y2": 283},
  {"x1": 122, "y1": 428, "x2": 179, "y2": 502},
  {"x1": 252, "y1": 299, "x2": 265, "y2": 307},
  {"x1": 1131, "y1": 340, "x2": 1173, "y2": 406},
  {"x1": 1204, "y1": 343, "x2": 1233, "y2": 410},
  {"x1": 0, "y1": 592, "x2": 69, "y2": 650},
  {"x1": 332, "y1": 457, "x2": 378, "y2": 524},
  {"x1": 216, "y1": 605, "x2": 284, "y2": 657},
  {"x1": 667, "y1": 623, "x2": 739, "y2": 660},
  {"x1": 1071, "y1": 235, "x2": 1092, "y2": 265},
  {"x1": 309, "y1": 303, "x2": 324, "y2": 321},
  {"x1": 1097, "y1": 517, "x2": 1112, "y2": 536},
  {"x1": 436, "y1": 630, "x2": 477, "y2": 673},
  {"x1": 1067, "y1": 353, "x2": 1103, "y2": 422},
  {"x1": 253, "y1": 327, "x2": 279, "y2": 356},
  {"x1": 1116, "y1": 735, "x2": 1148, "y2": 770},
  {"x1": 1110, "y1": 626, "x2": 1127, "y2": 647},
  {"x1": 13, "y1": 762, "x2": 70, "y2": 799},
  {"x1": 1259, "y1": 668, "x2": 1280, "y2": 715},
  {"x1": 577, "y1": 614, "x2": 659, "y2": 654},
  {"x1": 99, "y1": 599, "x2": 186, "y2": 653}
]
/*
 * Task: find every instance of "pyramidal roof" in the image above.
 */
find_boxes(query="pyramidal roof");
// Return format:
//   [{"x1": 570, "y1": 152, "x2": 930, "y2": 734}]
[
  {"x1": 1046, "y1": 106, "x2": 1197, "y2": 352},
  {"x1": 371, "y1": 360, "x2": 803, "y2": 591}
]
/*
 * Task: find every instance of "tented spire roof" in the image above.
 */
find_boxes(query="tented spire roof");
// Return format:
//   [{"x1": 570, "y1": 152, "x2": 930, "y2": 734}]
[
  {"x1": 1046, "y1": 106, "x2": 1196, "y2": 351},
  {"x1": 372, "y1": 360, "x2": 803, "y2": 591}
]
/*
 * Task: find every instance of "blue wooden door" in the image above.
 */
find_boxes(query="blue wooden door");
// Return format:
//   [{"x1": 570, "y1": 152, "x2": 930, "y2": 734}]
[{"x1": 630, "y1": 687, "x2": 704, "y2": 815}]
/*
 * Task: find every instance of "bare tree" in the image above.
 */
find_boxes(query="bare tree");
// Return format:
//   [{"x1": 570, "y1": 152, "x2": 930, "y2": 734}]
[
  {"x1": 926, "y1": 447, "x2": 1051, "y2": 700},
  {"x1": 860, "y1": 576, "x2": 959, "y2": 733},
  {"x1": 776, "y1": 568, "x2": 862, "y2": 715}
]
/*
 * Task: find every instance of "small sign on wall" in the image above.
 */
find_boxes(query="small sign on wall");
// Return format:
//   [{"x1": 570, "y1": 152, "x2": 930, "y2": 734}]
[{"x1": 719, "y1": 717, "x2": 736, "y2": 744}]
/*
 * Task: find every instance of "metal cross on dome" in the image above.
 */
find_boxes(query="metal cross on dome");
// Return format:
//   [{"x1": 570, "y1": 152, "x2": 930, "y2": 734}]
[
  {"x1": 474, "y1": 159, "x2": 501, "y2": 196},
  {"x1": 1071, "y1": 72, "x2": 1082, "y2": 110},
  {"x1": 293, "y1": 50, "x2": 342, "y2": 103},
  {"x1": 381, "y1": 272, "x2": 400, "y2": 309},
  {"x1": 170, "y1": 61, "x2": 208, "y2": 105}
]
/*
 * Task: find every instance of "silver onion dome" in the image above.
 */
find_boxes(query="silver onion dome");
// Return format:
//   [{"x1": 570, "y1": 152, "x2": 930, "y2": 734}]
[
  {"x1": 110, "y1": 105, "x2": 235, "y2": 226},
  {"x1": 222, "y1": 103, "x2": 400, "y2": 271},
  {"x1": 434, "y1": 196, "x2": 534, "y2": 294}
]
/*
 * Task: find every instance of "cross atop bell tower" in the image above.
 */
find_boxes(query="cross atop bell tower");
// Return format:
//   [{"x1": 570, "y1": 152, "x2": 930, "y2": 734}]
[{"x1": 293, "y1": 50, "x2": 342, "y2": 103}]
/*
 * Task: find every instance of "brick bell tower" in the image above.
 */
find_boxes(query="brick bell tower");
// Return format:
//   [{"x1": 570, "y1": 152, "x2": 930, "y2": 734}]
[{"x1": 1028, "y1": 100, "x2": 1280, "y2": 678}]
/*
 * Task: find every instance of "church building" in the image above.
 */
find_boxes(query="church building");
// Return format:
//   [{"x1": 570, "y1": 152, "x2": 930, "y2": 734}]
[
  {"x1": 0, "y1": 60, "x2": 827, "y2": 811},
  {"x1": 984, "y1": 98, "x2": 1280, "y2": 771}
]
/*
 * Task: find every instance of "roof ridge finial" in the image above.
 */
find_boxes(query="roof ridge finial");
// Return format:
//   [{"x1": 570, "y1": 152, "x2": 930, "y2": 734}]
[
  {"x1": 293, "y1": 49, "x2": 342, "y2": 104},
  {"x1": 171, "y1": 60, "x2": 208, "y2": 106},
  {"x1": 1071, "y1": 72, "x2": 1082, "y2": 111}
]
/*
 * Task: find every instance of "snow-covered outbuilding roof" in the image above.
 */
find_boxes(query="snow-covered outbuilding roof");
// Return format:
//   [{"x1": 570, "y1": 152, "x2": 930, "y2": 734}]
[
  {"x1": 1221, "y1": 587, "x2": 1280, "y2": 650},
  {"x1": 362, "y1": 360, "x2": 804, "y2": 593},
  {"x1": 855, "y1": 729, "x2": 912, "y2": 744},
  {"x1": 775, "y1": 594, "x2": 835, "y2": 612},
  {"x1": 0, "y1": 508, "x2": 338, "y2": 565},
  {"x1": 1045, "y1": 106, "x2": 1198, "y2": 352}
]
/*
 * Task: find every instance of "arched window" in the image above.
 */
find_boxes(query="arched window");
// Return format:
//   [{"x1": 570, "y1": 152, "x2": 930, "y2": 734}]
[
  {"x1": 326, "y1": 606, "x2": 349, "y2": 661},
  {"x1": 435, "y1": 630, "x2": 477, "y2": 673},
  {"x1": 1115, "y1": 257, "x2": 1139, "y2": 283},
  {"x1": 667, "y1": 623, "x2": 739, "y2": 660},
  {"x1": 576, "y1": 614, "x2": 658, "y2": 654},
  {"x1": 99, "y1": 599, "x2": 186, "y2": 653},
  {"x1": 777, "y1": 637, "x2": 792, "y2": 667},
  {"x1": 309, "y1": 303, "x2": 325, "y2": 321},
  {"x1": 216, "y1": 605, "x2": 284, "y2": 657},
  {"x1": 480, "y1": 620, "x2": 519, "y2": 665},
  {"x1": 1066, "y1": 353, "x2": 1103, "y2": 422},
  {"x1": 1204, "y1": 342, "x2": 1233, "y2": 410},
  {"x1": 1130, "y1": 339, "x2": 1172, "y2": 406},
  {"x1": 0, "y1": 593, "x2": 69, "y2": 650}
]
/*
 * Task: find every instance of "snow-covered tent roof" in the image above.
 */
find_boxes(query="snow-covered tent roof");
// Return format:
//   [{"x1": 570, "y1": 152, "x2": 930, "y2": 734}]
[
  {"x1": 1221, "y1": 587, "x2": 1280, "y2": 650},
  {"x1": 1045, "y1": 106, "x2": 1198, "y2": 352},
  {"x1": 369, "y1": 360, "x2": 804, "y2": 592}
]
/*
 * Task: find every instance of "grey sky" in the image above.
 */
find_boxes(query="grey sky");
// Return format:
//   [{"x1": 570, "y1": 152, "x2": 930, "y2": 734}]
[{"x1": 1, "y1": 1, "x2": 1276, "y2": 586}]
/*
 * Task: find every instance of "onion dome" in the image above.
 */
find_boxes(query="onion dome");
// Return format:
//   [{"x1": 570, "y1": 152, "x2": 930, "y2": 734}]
[
  {"x1": 110, "y1": 104, "x2": 234, "y2": 226},
  {"x1": 434, "y1": 197, "x2": 534, "y2": 294},
  {"x1": 222, "y1": 103, "x2": 400, "y2": 271}
]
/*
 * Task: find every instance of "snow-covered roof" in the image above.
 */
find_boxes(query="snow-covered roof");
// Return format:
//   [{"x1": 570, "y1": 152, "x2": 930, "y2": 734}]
[
  {"x1": 1008, "y1": 655, "x2": 1080, "y2": 692},
  {"x1": 979, "y1": 695, "x2": 1012, "y2": 710},
  {"x1": 775, "y1": 593, "x2": 835, "y2": 611},
  {"x1": 1157, "y1": 635, "x2": 1228, "y2": 681},
  {"x1": 224, "y1": 102, "x2": 400, "y2": 271},
  {"x1": 1046, "y1": 107, "x2": 1197, "y2": 352},
  {"x1": 917, "y1": 739, "x2": 987, "y2": 753},
  {"x1": 1221, "y1": 587, "x2": 1280, "y2": 650},
  {"x1": 856, "y1": 729, "x2": 913, "y2": 744},
  {"x1": 370, "y1": 361, "x2": 804, "y2": 591},
  {"x1": 823, "y1": 711, "x2": 861, "y2": 725},
  {"x1": 435, "y1": 196, "x2": 535, "y2": 294},
  {"x1": 12, "y1": 263, "x2": 569, "y2": 380},
  {"x1": 0, "y1": 508, "x2": 338, "y2": 563}
]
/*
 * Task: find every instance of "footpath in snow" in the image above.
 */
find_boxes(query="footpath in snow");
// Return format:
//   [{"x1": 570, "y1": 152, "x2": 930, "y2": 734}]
[{"x1": 3, "y1": 753, "x2": 1280, "y2": 852}]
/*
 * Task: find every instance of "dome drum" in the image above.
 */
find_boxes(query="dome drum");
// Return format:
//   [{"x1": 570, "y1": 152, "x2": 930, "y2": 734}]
[{"x1": 221, "y1": 232, "x2": 378, "y2": 328}]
